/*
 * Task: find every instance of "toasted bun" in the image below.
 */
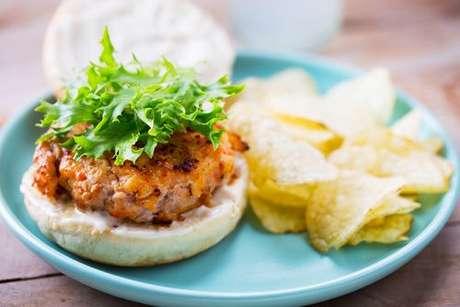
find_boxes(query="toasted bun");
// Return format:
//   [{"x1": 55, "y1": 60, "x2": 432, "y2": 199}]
[
  {"x1": 21, "y1": 157, "x2": 248, "y2": 267},
  {"x1": 43, "y1": 0, "x2": 234, "y2": 94}
]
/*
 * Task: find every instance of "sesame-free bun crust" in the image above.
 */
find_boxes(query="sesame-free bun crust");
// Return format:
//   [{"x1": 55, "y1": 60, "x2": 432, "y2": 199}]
[
  {"x1": 43, "y1": 0, "x2": 235, "y2": 94},
  {"x1": 21, "y1": 157, "x2": 248, "y2": 267}
]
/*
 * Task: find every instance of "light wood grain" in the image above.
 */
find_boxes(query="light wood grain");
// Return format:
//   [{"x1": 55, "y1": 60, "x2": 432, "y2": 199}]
[
  {"x1": 1, "y1": 0, "x2": 460, "y2": 306},
  {"x1": 0, "y1": 221, "x2": 57, "y2": 280},
  {"x1": 0, "y1": 275, "x2": 145, "y2": 307}
]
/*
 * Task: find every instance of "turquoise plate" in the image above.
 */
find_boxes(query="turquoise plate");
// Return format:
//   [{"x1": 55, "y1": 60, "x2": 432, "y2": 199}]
[{"x1": 0, "y1": 51, "x2": 458, "y2": 306}]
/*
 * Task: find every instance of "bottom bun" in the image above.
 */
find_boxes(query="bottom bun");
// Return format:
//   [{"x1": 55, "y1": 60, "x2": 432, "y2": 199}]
[{"x1": 21, "y1": 157, "x2": 248, "y2": 266}]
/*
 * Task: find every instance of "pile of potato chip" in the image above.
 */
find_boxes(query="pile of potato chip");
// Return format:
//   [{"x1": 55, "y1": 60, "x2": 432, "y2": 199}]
[{"x1": 227, "y1": 68, "x2": 454, "y2": 252}]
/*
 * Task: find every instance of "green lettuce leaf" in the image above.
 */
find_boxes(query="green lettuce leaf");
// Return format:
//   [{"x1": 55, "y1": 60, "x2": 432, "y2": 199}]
[{"x1": 36, "y1": 26, "x2": 243, "y2": 165}]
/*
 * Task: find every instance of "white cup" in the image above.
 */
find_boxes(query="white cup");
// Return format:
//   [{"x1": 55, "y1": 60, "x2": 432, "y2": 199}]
[{"x1": 230, "y1": 0, "x2": 343, "y2": 51}]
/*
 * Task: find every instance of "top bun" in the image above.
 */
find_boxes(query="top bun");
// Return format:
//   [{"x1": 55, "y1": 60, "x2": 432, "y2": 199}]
[{"x1": 43, "y1": 0, "x2": 235, "y2": 93}]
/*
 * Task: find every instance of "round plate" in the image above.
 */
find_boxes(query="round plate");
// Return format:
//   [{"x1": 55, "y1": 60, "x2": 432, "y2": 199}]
[{"x1": 0, "y1": 51, "x2": 458, "y2": 306}]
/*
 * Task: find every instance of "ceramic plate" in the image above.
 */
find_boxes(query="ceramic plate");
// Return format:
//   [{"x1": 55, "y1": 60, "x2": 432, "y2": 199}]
[{"x1": 0, "y1": 51, "x2": 458, "y2": 306}]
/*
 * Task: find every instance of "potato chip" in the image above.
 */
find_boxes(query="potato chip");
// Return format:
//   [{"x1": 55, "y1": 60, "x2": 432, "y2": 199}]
[
  {"x1": 328, "y1": 145, "x2": 379, "y2": 172},
  {"x1": 370, "y1": 194, "x2": 420, "y2": 218},
  {"x1": 392, "y1": 109, "x2": 422, "y2": 140},
  {"x1": 228, "y1": 104, "x2": 337, "y2": 185},
  {"x1": 228, "y1": 68, "x2": 453, "y2": 252},
  {"x1": 264, "y1": 93, "x2": 322, "y2": 116},
  {"x1": 273, "y1": 113, "x2": 343, "y2": 154},
  {"x1": 237, "y1": 69, "x2": 317, "y2": 104},
  {"x1": 391, "y1": 109, "x2": 445, "y2": 154},
  {"x1": 273, "y1": 112, "x2": 328, "y2": 130},
  {"x1": 421, "y1": 137, "x2": 444, "y2": 154},
  {"x1": 306, "y1": 170, "x2": 405, "y2": 252},
  {"x1": 249, "y1": 194, "x2": 306, "y2": 233},
  {"x1": 329, "y1": 128, "x2": 453, "y2": 193},
  {"x1": 344, "y1": 126, "x2": 415, "y2": 151},
  {"x1": 326, "y1": 68, "x2": 395, "y2": 125},
  {"x1": 348, "y1": 214, "x2": 413, "y2": 245},
  {"x1": 381, "y1": 151, "x2": 452, "y2": 193},
  {"x1": 264, "y1": 92, "x2": 384, "y2": 138},
  {"x1": 265, "y1": 93, "x2": 378, "y2": 137},
  {"x1": 330, "y1": 146, "x2": 452, "y2": 193},
  {"x1": 249, "y1": 180, "x2": 311, "y2": 208},
  {"x1": 273, "y1": 68, "x2": 394, "y2": 137},
  {"x1": 263, "y1": 69, "x2": 317, "y2": 96},
  {"x1": 234, "y1": 69, "x2": 394, "y2": 138}
]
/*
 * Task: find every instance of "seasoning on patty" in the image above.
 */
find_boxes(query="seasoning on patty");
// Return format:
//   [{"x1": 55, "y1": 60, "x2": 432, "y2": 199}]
[{"x1": 33, "y1": 130, "x2": 247, "y2": 224}]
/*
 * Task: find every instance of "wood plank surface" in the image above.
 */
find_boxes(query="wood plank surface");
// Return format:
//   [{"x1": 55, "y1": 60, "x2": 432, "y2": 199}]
[
  {"x1": 1, "y1": 0, "x2": 460, "y2": 306},
  {"x1": 0, "y1": 275, "x2": 145, "y2": 307},
  {"x1": 0, "y1": 222, "x2": 57, "y2": 280}
]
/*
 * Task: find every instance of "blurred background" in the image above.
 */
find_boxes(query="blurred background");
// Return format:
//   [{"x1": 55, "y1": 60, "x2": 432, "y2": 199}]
[{"x1": 1, "y1": 0, "x2": 460, "y2": 305}]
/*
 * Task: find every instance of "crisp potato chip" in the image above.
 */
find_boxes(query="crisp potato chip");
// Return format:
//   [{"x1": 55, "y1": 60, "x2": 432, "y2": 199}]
[
  {"x1": 306, "y1": 170, "x2": 405, "y2": 252},
  {"x1": 392, "y1": 109, "x2": 422, "y2": 140},
  {"x1": 228, "y1": 104, "x2": 337, "y2": 185},
  {"x1": 234, "y1": 69, "x2": 394, "y2": 137},
  {"x1": 273, "y1": 112, "x2": 328, "y2": 130},
  {"x1": 402, "y1": 194, "x2": 418, "y2": 201},
  {"x1": 381, "y1": 151, "x2": 453, "y2": 193},
  {"x1": 273, "y1": 68, "x2": 394, "y2": 137},
  {"x1": 265, "y1": 93, "x2": 378, "y2": 137},
  {"x1": 421, "y1": 137, "x2": 444, "y2": 154},
  {"x1": 437, "y1": 154, "x2": 454, "y2": 177},
  {"x1": 264, "y1": 93, "x2": 322, "y2": 117},
  {"x1": 329, "y1": 128, "x2": 453, "y2": 193},
  {"x1": 370, "y1": 194, "x2": 420, "y2": 219},
  {"x1": 265, "y1": 94, "x2": 383, "y2": 138},
  {"x1": 238, "y1": 69, "x2": 317, "y2": 103},
  {"x1": 348, "y1": 214, "x2": 413, "y2": 245},
  {"x1": 392, "y1": 109, "x2": 444, "y2": 154},
  {"x1": 318, "y1": 104, "x2": 379, "y2": 138},
  {"x1": 344, "y1": 125, "x2": 415, "y2": 150},
  {"x1": 328, "y1": 145, "x2": 379, "y2": 171},
  {"x1": 249, "y1": 194, "x2": 306, "y2": 233},
  {"x1": 330, "y1": 145, "x2": 453, "y2": 193},
  {"x1": 326, "y1": 68, "x2": 395, "y2": 125},
  {"x1": 273, "y1": 113, "x2": 343, "y2": 154},
  {"x1": 249, "y1": 180, "x2": 311, "y2": 208},
  {"x1": 263, "y1": 69, "x2": 317, "y2": 96},
  {"x1": 234, "y1": 69, "x2": 396, "y2": 137}
]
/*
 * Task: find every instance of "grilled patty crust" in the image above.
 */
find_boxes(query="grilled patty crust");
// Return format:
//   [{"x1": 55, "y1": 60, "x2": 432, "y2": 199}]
[{"x1": 33, "y1": 130, "x2": 248, "y2": 224}]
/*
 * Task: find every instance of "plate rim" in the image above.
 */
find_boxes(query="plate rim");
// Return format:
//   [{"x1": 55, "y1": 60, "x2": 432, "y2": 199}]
[{"x1": 0, "y1": 50, "x2": 458, "y2": 304}]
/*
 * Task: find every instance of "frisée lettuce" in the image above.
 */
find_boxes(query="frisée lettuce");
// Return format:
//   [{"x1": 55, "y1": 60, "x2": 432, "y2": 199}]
[{"x1": 36, "y1": 27, "x2": 243, "y2": 165}]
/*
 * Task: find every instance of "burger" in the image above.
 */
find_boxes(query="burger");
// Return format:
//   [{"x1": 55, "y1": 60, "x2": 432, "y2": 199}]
[{"x1": 21, "y1": 28, "x2": 248, "y2": 266}]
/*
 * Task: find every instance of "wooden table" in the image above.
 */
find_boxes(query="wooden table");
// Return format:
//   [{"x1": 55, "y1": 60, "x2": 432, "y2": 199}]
[{"x1": 1, "y1": 0, "x2": 460, "y2": 305}]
